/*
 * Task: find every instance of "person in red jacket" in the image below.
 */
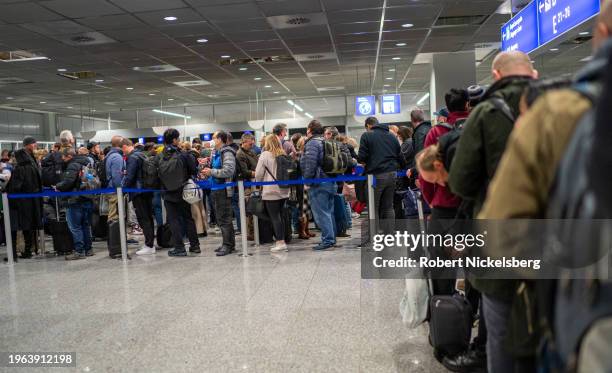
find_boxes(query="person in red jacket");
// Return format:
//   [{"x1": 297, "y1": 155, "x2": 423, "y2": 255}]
[{"x1": 418, "y1": 88, "x2": 470, "y2": 296}]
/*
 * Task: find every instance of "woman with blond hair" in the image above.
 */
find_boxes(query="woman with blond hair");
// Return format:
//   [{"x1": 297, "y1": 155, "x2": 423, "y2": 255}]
[{"x1": 255, "y1": 134, "x2": 290, "y2": 252}]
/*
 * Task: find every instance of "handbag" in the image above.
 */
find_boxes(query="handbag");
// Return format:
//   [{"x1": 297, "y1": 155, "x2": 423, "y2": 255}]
[
  {"x1": 246, "y1": 190, "x2": 268, "y2": 220},
  {"x1": 400, "y1": 277, "x2": 430, "y2": 328},
  {"x1": 182, "y1": 178, "x2": 203, "y2": 205}
]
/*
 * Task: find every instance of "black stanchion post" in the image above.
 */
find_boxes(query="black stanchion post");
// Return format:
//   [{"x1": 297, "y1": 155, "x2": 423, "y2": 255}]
[{"x1": 2, "y1": 193, "x2": 13, "y2": 265}]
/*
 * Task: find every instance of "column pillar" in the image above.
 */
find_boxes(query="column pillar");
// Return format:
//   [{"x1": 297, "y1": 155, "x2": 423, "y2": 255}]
[{"x1": 430, "y1": 50, "x2": 477, "y2": 120}]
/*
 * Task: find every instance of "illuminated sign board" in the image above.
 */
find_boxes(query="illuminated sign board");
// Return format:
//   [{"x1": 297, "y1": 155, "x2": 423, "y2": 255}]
[
  {"x1": 355, "y1": 96, "x2": 376, "y2": 116},
  {"x1": 501, "y1": 1, "x2": 539, "y2": 53},
  {"x1": 380, "y1": 94, "x2": 401, "y2": 114}
]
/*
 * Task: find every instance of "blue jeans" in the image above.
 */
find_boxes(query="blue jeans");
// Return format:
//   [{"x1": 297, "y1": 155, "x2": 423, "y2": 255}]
[
  {"x1": 482, "y1": 295, "x2": 515, "y2": 373},
  {"x1": 308, "y1": 182, "x2": 336, "y2": 246},
  {"x1": 152, "y1": 192, "x2": 163, "y2": 226},
  {"x1": 66, "y1": 200, "x2": 93, "y2": 255}
]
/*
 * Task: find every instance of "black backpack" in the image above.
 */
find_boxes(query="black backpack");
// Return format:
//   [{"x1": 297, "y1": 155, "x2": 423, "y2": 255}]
[
  {"x1": 97, "y1": 157, "x2": 108, "y2": 188},
  {"x1": 275, "y1": 154, "x2": 297, "y2": 189},
  {"x1": 321, "y1": 139, "x2": 349, "y2": 175},
  {"x1": 158, "y1": 149, "x2": 186, "y2": 191},
  {"x1": 142, "y1": 154, "x2": 161, "y2": 189},
  {"x1": 41, "y1": 152, "x2": 63, "y2": 187},
  {"x1": 438, "y1": 128, "x2": 462, "y2": 171}
]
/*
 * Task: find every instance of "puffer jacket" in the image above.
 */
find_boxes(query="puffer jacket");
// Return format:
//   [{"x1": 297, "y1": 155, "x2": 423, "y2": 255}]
[
  {"x1": 56, "y1": 155, "x2": 92, "y2": 204},
  {"x1": 210, "y1": 144, "x2": 236, "y2": 196},
  {"x1": 105, "y1": 148, "x2": 124, "y2": 188},
  {"x1": 300, "y1": 135, "x2": 328, "y2": 180}
]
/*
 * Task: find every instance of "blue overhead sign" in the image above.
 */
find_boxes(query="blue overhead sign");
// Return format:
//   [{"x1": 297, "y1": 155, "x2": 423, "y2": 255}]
[
  {"x1": 501, "y1": 0, "x2": 539, "y2": 53},
  {"x1": 501, "y1": 0, "x2": 600, "y2": 54},
  {"x1": 355, "y1": 96, "x2": 375, "y2": 116},
  {"x1": 381, "y1": 94, "x2": 401, "y2": 114},
  {"x1": 537, "y1": 0, "x2": 600, "y2": 45}
]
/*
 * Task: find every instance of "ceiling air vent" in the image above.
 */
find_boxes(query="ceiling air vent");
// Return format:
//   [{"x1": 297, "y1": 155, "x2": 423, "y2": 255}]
[
  {"x1": 71, "y1": 35, "x2": 95, "y2": 43},
  {"x1": 293, "y1": 52, "x2": 337, "y2": 62},
  {"x1": 267, "y1": 13, "x2": 327, "y2": 29},
  {"x1": 306, "y1": 72, "x2": 339, "y2": 78},
  {"x1": 207, "y1": 93, "x2": 235, "y2": 98},
  {"x1": 132, "y1": 64, "x2": 180, "y2": 73},
  {"x1": 316, "y1": 86, "x2": 344, "y2": 92},
  {"x1": 219, "y1": 55, "x2": 294, "y2": 66},
  {"x1": 434, "y1": 15, "x2": 488, "y2": 27},
  {"x1": 287, "y1": 17, "x2": 311, "y2": 25},
  {"x1": 56, "y1": 32, "x2": 116, "y2": 46}
]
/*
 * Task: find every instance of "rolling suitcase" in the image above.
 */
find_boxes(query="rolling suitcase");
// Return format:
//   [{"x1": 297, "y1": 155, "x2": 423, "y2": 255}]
[
  {"x1": 50, "y1": 198, "x2": 73, "y2": 256},
  {"x1": 92, "y1": 213, "x2": 108, "y2": 240},
  {"x1": 107, "y1": 220, "x2": 122, "y2": 258}
]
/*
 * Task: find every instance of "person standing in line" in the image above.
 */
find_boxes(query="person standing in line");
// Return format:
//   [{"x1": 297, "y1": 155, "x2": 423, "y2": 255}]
[
  {"x1": 122, "y1": 139, "x2": 156, "y2": 255},
  {"x1": 201, "y1": 130, "x2": 237, "y2": 256},
  {"x1": 158, "y1": 129, "x2": 201, "y2": 257},
  {"x1": 236, "y1": 133, "x2": 259, "y2": 241},
  {"x1": 6, "y1": 137, "x2": 43, "y2": 261},
  {"x1": 105, "y1": 135, "x2": 124, "y2": 223},
  {"x1": 273, "y1": 123, "x2": 297, "y2": 158},
  {"x1": 255, "y1": 134, "x2": 290, "y2": 253}
]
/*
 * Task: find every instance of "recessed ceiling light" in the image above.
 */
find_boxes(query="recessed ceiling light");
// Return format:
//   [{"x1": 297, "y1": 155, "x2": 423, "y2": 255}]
[
  {"x1": 579, "y1": 31, "x2": 590, "y2": 36},
  {"x1": 264, "y1": 85, "x2": 272, "y2": 88},
  {"x1": 221, "y1": 55, "x2": 231, "y2": 58},
  {"x1": 164, "y1": 16, "x2": 177, "y2": 21},
  {"x1": 396, "y1": 43, "x2": 407, "y2": 47},
  {"x1": 126, "y1": 87, "x2": 134, "y2": 90},
  {"x1": 239, "y1": 67, "x2": 247, "y2": 71},
  {"x1": 273, "y1": 91, "x2": 280, "y2": 94},
  {"x1": 95, "y1": 79, "x2": 104, "y2": 83},
  {"x1": 550, "y1": 48, "x2": 559, "y2": 52},
  {"x1": 196, "y1": 38, "x2": 208, "y2": 43},
  {"x1": 384, "y1": 84, "x2": 390, "y2": 87},
  {"x1": 57, "y1": 68, "x2": 67, "y2": 72},
  {"x1": 388, "y1": 68, "x2": 395, "y2": 72},
  {"x1": 67, "y1": 106, "x2": 73, "y2": 109},
  {"x1": 149, "y1": 93, "x2": 155, "y2": 96},
  {"x1": 6, "y1": 97, "x2": 13, "y2": 100},
  {"x1": 386, "y1": 77, "x2": 393, "y2": 80},
  {"x1": 254, "y1": 77, "x2": 262, "y2": 80},
  {"x1": 168, "y1": 98, "x2": 174, "y2": 101},
  {"x1": 91, "y1": 109, "x2": 96, "y2": 112},
  {"x1": 401, "y1": 23, "x2": 414, "y2": 28},
  {"x1": 392, "y1": 57, "x2": 401, "y2": 60},
  {"x1": 40, "y1": 101, "x2": 46, "y2": 104}
]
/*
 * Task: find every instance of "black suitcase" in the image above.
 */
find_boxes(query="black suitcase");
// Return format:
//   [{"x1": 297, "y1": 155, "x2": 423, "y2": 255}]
[
  {"x1": 92, "y1": 213, "x2": 108, "y2": 240},
  {"x1": 50, "y1": 198, "x2": 73, "y2": 255},
  {"x1": 429, "y1": 293, "x2": 473, "y2": 359},
  {"x1": 107, "y1": 220, "x2": 122, "y2": 258},
  {"x1": 156, "y1": 224, "x2": 174, "y2": 248}
]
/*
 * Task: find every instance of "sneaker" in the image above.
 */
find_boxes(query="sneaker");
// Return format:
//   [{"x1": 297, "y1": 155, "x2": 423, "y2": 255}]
[
  {"x1": 168, "y1": 249, "x2": 188, "y2": 257},
  {"x1": 313, "y1": 243, "x2": 334, "y2": 251},
  {"x1": 189, "y1": 247, "x2": 201, "y2": 254},
  {"x1": 271, "y1": 243, "x2": 287, "y2": 253},
  {"x1": 85, "y1": 250, "x2": 94, "y2": 257},
  {"x1": 214, "y1": 246, "x2": 223, "y2": 253},
  {"x1": 136, "y1": 246, "x2": 156, "y2": 255},
  {"x1": 65, "y1": 253, "x2": 86, "y2": 260},
  {"x1": 213, "y1": 227, "x2": 221, "y2": 234}
]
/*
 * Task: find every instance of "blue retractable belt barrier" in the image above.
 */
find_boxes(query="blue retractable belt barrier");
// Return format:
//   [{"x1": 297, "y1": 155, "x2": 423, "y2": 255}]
[
  {"x1": 244, "y1": 175, "x2": 367, "y2": 188},
  {"x1": 7, "y1": 188, "x2": 116, "y2": 199}
]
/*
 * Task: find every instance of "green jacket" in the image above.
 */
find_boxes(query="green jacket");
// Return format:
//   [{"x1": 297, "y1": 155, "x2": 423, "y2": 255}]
[
  {"x1": 449, "y1": 76, "x2": 532, "y2": 217},
  {"x1": 448, "y1": 76, "x2": 532, "y2": 301}
]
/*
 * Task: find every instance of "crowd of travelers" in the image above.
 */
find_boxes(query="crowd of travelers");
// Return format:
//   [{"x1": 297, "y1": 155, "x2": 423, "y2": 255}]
[{"x1": 2, "y1": 3, "x2": 612, "y2": 371}]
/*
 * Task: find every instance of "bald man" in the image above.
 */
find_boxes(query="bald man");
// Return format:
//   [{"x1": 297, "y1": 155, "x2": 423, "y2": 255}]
[
  {"x1": 446, "y1": 2, "x2": 612, "y2": 372},
  {"x1": 441, "y1": 50, "x2": 537, "y2": 372}
]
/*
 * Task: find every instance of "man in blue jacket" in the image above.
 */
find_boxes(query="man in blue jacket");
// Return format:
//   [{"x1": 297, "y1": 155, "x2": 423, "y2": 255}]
[
  {"x1": 105, "y1": 135, "x2": 125, "y2": 223},
  {"x1": 300, "y1": 120, "x2": 336, "y2": 251},
  {"x1": 121, "y1": 138, "x2": 155, "y2": 255}
]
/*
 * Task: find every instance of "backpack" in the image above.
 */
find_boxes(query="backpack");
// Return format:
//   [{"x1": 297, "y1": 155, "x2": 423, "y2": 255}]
[
  {"x1": 79, "y1": 163, "x2": 101, "y2": 192},
  {"x1": 275, "y1": 154, "x2": 297, "y2": 188},
  {"x1": 41, "y1": 152, "x2": 63, "y2": 187},
  {"x1": 438, "y1": 128, "x2": 463, "y2": 171},
  {"x1": 321, "y1": 139, "x2": 349, "y2": 175},
  {"x1": 158, "y1": 149, "x2": 186, "y2": 191},
  {"x1": 97, "y1": 157, "x2": 108, "y2": 188},
  {"x1": 142, "y1": 154, "x2": 161, "y2": 189}
]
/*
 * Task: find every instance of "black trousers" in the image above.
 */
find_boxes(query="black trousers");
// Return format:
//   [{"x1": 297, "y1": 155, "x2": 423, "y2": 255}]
[
  {"x1": 132, "y1": 193, "x2": 155, "y2": 248},
  {"x1": 264, "y1": 199, "x2": 287, "y2": 242},
  {"x1": 212, "y1": 190, "x2": 235, "y2": 249},
  {"x1": 164, "y1": 199, "x2": 200, "y2": 251}
]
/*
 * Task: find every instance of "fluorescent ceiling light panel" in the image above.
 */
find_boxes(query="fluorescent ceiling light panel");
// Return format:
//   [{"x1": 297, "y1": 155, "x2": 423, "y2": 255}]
[
  {"x1": 153, "y1": 109, "x2": 191, "y2": 119},
  {"x1": 417, "y1": 93, "x2": 430, "y2": 105}
]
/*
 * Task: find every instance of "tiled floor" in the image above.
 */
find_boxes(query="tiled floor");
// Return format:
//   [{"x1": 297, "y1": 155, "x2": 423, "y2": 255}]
[{"x1": 0, "y1": 223, "x2": 449, "y2": 372}]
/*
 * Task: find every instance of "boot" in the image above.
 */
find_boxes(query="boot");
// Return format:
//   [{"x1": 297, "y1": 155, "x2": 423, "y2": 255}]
[
  {"x1": 298, "y1": 216, "x2": 310, "y2": 240},
  {"x1": 303, "y1": 216, "x2": 315, "y2": 238}
]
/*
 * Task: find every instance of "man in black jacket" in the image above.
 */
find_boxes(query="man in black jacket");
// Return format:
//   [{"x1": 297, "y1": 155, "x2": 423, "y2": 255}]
[
  {"x1": 358, "y1": 117, "x2": 403, "y2": 235},
  {"x1": 5, "y1": 137, "x2": 43, "y2": 261},
  {"x1": 121, "y1": 139, "x2": 155, "y2": 255},
  {"x1": 410, "y1": 109, "x2": 431, "y2": 154},
  {"x1": 56, "y1": 147, "x2": 94, "y2": 260}
]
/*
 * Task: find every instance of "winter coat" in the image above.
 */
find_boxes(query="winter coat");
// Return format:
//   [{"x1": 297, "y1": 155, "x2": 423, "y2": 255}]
[
  {"x1": 412, "y1": 121, "x2": 431, "y2": 154},
  {"x1": 210, "y1": 144, "x2": 236, "y2": 197},
  {"x1": 56, "y1": 155, "x2": 92, "y2": 205},
  {"x1": 255, "y1": 151, "x2": 290, "y2": 201},
  {"x1": 236, "y1": 146, "x2": 259, "y2": 180},
  {"x1": 161, "y1": 145, "x2": 197, "y2": 203},
  {"x1": 357, "y1": 123, "x2": 403, "y2": 175},
  {"x1": 448, "y1": 75, "x2": 534, "y2": 216},
  {"x1": 123, "y1": 148, "x2": 147, "y2": 200},
  {"x1": 105, "y1": 148, "x2": 124, "y2": 188},
  {"x1": 300, "y1": 135, "x2": 328, "y2": 181},
  {"x1": 7, "y1": 149, "x2": 43, "y2": 231}
]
